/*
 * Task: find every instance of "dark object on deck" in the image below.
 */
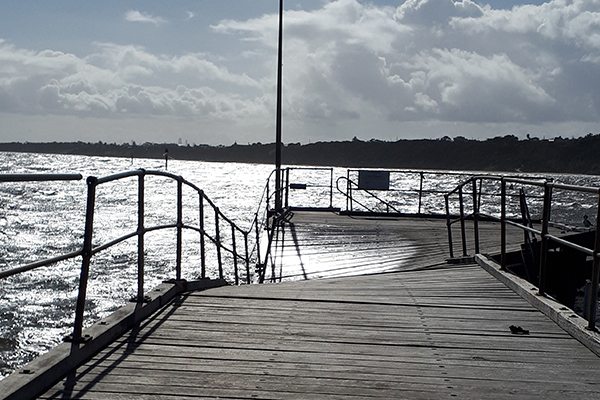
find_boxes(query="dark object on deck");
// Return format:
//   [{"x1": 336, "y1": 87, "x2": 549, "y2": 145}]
[{"x1": 510, "y1": 325, "x2": 530, "y2": 335}]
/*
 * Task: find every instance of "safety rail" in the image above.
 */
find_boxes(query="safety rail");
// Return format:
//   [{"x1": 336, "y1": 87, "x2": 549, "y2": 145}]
[
  {"x1": 336, "y1": 176, "x2": 401, "y2": 214},
  {"x1": 0, "y1": 173, "x2": 83, "y2": 182},
  {"x1": 0, "y1": 169, "x2": 257, "y2": 344},
  {"x1": 264, "y1": 167, "x2": 335, "y2": 211},
  {"x1": 445, "y1": 175, "x2": 600, "y2": 331},
  {"x1": 338, "y1": 169, "x2": 480, "y2": 215}
]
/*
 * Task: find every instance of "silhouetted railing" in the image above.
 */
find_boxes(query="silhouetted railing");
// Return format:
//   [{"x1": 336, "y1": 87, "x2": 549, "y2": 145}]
[
  {"x1": 0, "y1": 170, "x2": 257, "y2": 344},
  {"x1": 445, "y1": 175, "x2": 600, "y2": 331}
]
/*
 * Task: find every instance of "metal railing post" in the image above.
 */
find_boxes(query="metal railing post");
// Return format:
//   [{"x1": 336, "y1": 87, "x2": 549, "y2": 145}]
[
  {"x1": 329, "y1": 168, "x2": 333, "y2": 209},
  {"x1": 347, "y1": 170, "x2": 352, "y2": 212},
  {"x1": 445, "y1": 194, "x2": 454, "y2": 259},
  {"x1": 232, "y1": 225, "x2": 239, "y2": 285},
  {"x1": 285, "y1": 168, "x2": 290, "y2": 208},
  {"x1": 586, "y1": 191, "x2": 600, "y2": 331},
  {"x1": 500, "y1": 178, "x2": 507, "y2": 270},
  {"x1": 254, "y1": 213, "x2": 261, "y2": 268},
  {"x1": 538, "y1": 182, "x2": 553, "y2": 296},
  {"x1": 215, "y1": 208, "x2": 223, "y2": 279},
  {"x1": 458, "y1": 186, "x2": 468, "y2": 256},
  {"x1": 472, "y1": 179, "x2": 480, "y2": 254},
  {"x1": 70, "y1": 176, "x2": 97, "y2": 343},
  {"x1": 244, "y1": 232, "x2": 251, "y2": 284},
  {"x1": 137, "y1": 172, "x2": 145, "y2": 302},
  {"x1": 199, "y1": 192, "x2": 206, "y2": 279},
  {"x1": 266, "y1": 181, "x2": 270, "y2": 212},
  {"x1": 176, "y1": 178, "x2": 183, "y2": 280},
  {"x1": 418, "y1": 172, "x2": 424, "y2": 215}
]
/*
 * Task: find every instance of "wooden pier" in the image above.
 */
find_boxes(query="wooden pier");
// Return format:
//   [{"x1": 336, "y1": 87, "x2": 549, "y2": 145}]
[{"x1": 4, "y1": 211, "x2": 600, "y2": 399}]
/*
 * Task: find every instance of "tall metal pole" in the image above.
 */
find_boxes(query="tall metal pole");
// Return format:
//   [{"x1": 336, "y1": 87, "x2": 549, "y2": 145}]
[{"x1": 274, "y1": 0, "x2": 284, "y2": 211}]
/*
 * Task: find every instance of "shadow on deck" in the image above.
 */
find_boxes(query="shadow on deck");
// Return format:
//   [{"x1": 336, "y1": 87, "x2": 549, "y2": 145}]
[
  {"x1": 5, "y1": 211, "x2": 600, "y2": 400},
  {"x1": 262, "y1": 210, "x2": 527, "y2": 282}
]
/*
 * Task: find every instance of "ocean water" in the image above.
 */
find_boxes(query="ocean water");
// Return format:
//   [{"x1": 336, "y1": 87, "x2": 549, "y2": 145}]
[{"x1": 0, "y1": 151, "x2": 599, "y2": 378}]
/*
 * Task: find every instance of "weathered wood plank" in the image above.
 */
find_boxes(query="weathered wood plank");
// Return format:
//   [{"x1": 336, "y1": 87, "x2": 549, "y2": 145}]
[{"x1": 37, "y1": 212, "x2": 600, "y2": 400}]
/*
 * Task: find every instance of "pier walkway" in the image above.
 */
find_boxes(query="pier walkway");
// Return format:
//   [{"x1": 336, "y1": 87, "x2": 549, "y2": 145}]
[{"x1": 16, "y1": 212, "x2": 600, "y2": 398}]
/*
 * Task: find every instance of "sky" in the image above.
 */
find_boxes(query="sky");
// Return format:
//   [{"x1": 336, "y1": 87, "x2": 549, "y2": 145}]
[{"x1": 0, "y1": 0, "x2": 599, "y2": 145}]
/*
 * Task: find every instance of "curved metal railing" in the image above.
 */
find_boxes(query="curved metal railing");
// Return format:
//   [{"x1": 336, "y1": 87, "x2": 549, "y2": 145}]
[{"x1": 0, "y1": 170, "x2": 258, "y2": 344}]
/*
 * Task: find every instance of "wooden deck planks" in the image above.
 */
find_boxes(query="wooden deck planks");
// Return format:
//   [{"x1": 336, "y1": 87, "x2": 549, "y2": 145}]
[
  {"x1": 40, "y1": 271, "x2": 600, "y2": 399},
  {"x1": 38, "y1": 211, "x2": 600, "y2": 399},
  {"x1": 264, "y1": 212, "x2": 530, "y2": 281}
]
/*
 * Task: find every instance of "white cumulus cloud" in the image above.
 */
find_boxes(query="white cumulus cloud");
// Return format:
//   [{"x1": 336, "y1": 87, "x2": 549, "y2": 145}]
[
  {"x1": 1, "y1": 0, "x2": 600, "y2": 144},
  {"x1": 0, "y1": 40, "x2": 266, "y2": 119},
  {"x1": 124, "y1": 10, "x2": 167, "y2": 26}
]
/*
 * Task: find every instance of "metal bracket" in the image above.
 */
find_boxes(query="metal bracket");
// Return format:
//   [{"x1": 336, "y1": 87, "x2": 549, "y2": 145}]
[{"x1": 64, "y1": 334, "x2": 93, "y2": 343}]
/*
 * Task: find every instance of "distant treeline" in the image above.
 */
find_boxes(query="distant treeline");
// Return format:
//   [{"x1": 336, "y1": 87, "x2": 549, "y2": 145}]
[{"x1": 1, "y1": 134, "x2": 600, "y2": 174}]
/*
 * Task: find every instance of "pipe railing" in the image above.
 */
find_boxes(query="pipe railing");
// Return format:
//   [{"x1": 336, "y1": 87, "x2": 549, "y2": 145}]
[
  {"x1": 0, "y1": 173, "x2": 83, "y2": 182},
  {"x1": 263, "y1": 167, "x2": 335, "y2": 212},
  {"x1": 338, "y1": 169, "x2": 487, "y2": 215},
  {"x1": 336, "y1": 176, "x2": 402, "y2": 214},
  {"x1": 1, "y1": 170, "x2": 258, "y2": 344},
  {"x1": 445, "y1": 175, "x2": 600, "y2": 331}
]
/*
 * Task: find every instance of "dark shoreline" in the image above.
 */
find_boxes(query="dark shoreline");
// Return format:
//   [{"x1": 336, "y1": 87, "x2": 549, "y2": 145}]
[{"x1": 1, "y1": 134, "x2": 600, "y2": 175}]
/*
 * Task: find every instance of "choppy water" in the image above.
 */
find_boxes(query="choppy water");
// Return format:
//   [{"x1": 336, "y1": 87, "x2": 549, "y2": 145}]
[{"x1": 0, "y1": 151, "x2": 599, "y2": 378}]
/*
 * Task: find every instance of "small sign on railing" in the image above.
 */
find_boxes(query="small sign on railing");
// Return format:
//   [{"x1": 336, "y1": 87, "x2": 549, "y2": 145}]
[
  {"x1": 358, "y1": 170, "x2": 390, "y2": 191},
  {"x1": 289, "y1": 183, "x2": 307, "y2": 190}
]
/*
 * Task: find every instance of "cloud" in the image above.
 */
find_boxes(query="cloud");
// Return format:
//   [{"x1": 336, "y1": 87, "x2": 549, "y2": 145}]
[
  {"x1": 1, "y1": 0, "x2": 600, "y2": 144},
  {"x1": 186, "y1": 11, "x2": 195, "y2": 20},
  {"x1": 214, "y1": 0, "x2": 600, "y2": 127},
  {"x1": 0, "y1": 41, "x2": 265, "y2": 119},
  {"x1": 124, "y1": 10, "x2": 167, "y2": 26}
]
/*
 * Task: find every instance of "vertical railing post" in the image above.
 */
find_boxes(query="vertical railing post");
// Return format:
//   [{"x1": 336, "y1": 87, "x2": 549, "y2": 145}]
[
  {"x1": 329, "y1": 168, "x2": 334, "y2": 209},
  {"x1": 244, "y1": 231, "x2": 251, "y2": 284},
  {"x1": 538, "y1": 182, "x2": 553, "y2": 296},
  {"x1": 445, "y1": 194, "x2": 454, "y2": 259},
  {"x1": 500, "y1": 178, "x2": 507, "y2": 270},
  {"x1": 418, "y1": 172, "x2": 424, "y2": 215},
  {"x1": 254, "y1": 213, "x2": 261, "y2": 269},
  {"x1": 285, "y1": 168, "x2": 290, "y2": 208},
  {"x1": 137, "y1": 172, "x2": 145, "y2": 302},
  {"x1": 232, "y1": 225, "x2": 239, "y2": 285},
  {"x1": 71, "y1": 176, "x2": 97, "y2": 343},
  {"x1": 472, "y1": 179, "x2": 480, "y2": 255},
  {"x1": 347, "y1": 170, "x2": 352, "y2": 212},
  {"x1": 215, "y1": 208, "x2": 223, "y2": 279},
  {"x1": 176, "y1": 178, "x2": 183, "y2": 281},
  {"x1": 266, "y1": 180, "x2": 270, "y2": 212},
  {"x1": 199, "y1": 191, "x2": 206, "y2": 279},
  {"x1": 458, "y1": 185, "x2": 468, "y2": 256},
  {"x1": 586, "y1": 191, "x2": 600, "y2": 331}
]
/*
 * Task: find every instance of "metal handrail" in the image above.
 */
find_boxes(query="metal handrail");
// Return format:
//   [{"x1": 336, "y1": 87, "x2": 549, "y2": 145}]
[
  {"x1": 68, "y1": 169, "x2": 259, "y2": 342},
  {"x1": 0, "y1": 173, "x2": 82, "y2": 182},
  {"x1": 1, "y1": 169, "x2": 257, "y2": 344},
  {"x1": 445, "y1": 175, "x2": 600, "y2": 331},
  {"x1": 336, "y1": 176, "x2": 402, "y2": 214},
  {"x1": 339, "y1": 169, "x2": 500, "y2": 215},
  {"x1": 282, "y1": 167, "x2": 334, "y2": 209}
]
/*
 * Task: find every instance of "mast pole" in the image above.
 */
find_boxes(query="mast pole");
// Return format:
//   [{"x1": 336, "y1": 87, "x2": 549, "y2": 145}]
[{"x1": 274, "y1": 0, "x2": 284, "y2": 211}]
